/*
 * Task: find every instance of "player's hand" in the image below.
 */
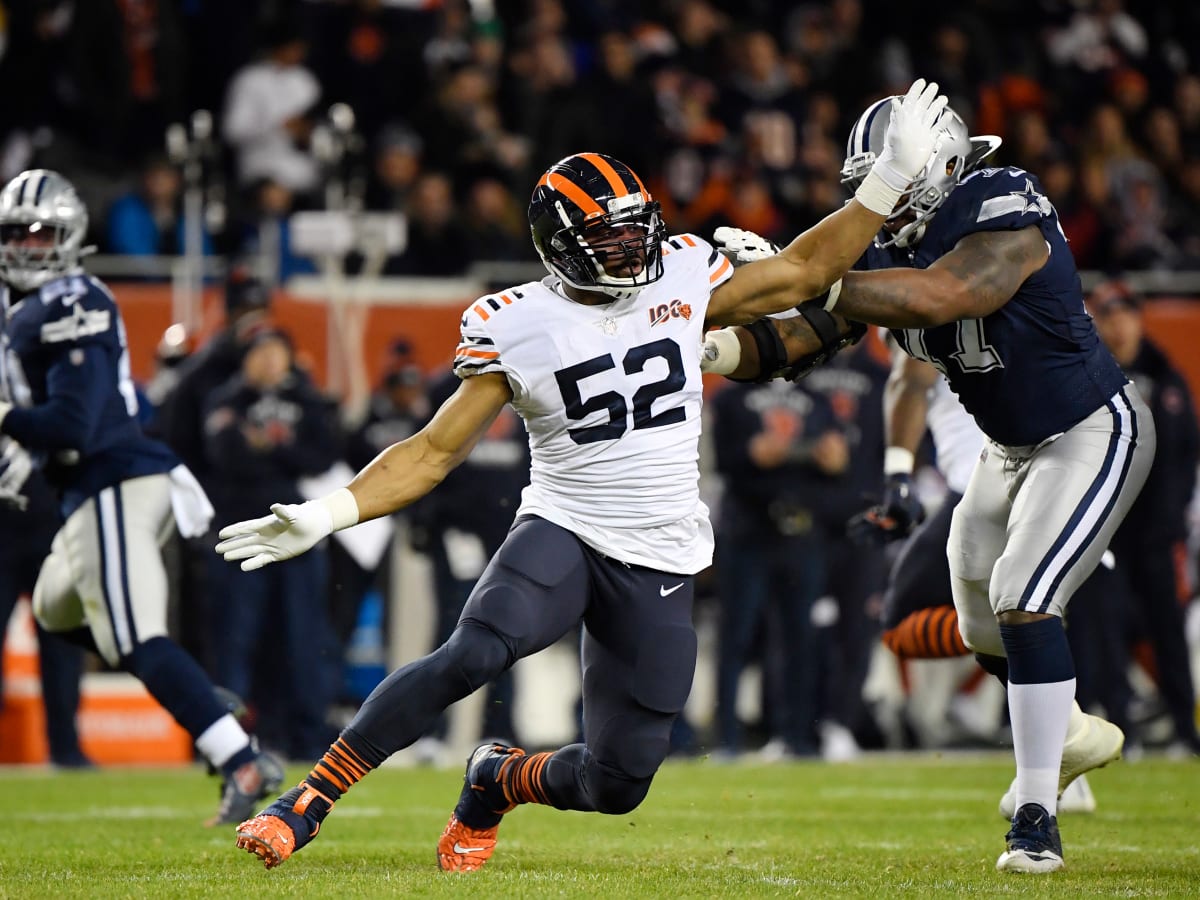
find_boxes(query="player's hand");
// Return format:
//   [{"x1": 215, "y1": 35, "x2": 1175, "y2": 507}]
[
  {"x1": 0, "y1": 438, "x2": 33, "y2": 511},
  {"x1": 215, "y1": 500, "x2": 334, "y2": 571},
  {"x1": 875, "y1": 78, "x2": 948, "y2": 183},
  {"x1": 846, "y1": 473, "x2": 925, "y2": 545},
  {"x1": 713, "y1": 226, "x2": 780, "y2": 266}
]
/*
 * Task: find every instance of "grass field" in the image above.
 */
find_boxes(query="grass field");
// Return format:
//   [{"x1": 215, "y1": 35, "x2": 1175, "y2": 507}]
[{"x1": 1, "y1": 752, "x2": 1197, "y2": 898}]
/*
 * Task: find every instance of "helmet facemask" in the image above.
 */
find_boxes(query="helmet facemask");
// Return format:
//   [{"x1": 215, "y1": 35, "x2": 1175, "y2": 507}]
[
  {"x1": 841, "y1": 104, "x2": 1001, "y2": 249},
  {"x1": 538, "y1": 193, "x2": 666, "y2": 301},
  {"x1": 0, "y1": 170, "x2": 90, "y2": 293},
  {"x1": 529, "y1": 153, "x2": 667, "y2": 302}
]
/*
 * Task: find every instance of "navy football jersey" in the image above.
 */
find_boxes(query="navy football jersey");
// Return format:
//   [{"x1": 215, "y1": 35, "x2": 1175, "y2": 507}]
[
  {"x1": 1, "y1": 273, "x2": 177, "y2": 516},
  {"x1": 859, "y1": 166, "x2": 1127, "y2": 446}
]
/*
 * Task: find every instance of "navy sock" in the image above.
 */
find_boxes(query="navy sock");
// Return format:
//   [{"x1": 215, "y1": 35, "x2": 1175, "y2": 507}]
[{"x1": 999, "y1": 617, "x2": 1074, "y2": 684}]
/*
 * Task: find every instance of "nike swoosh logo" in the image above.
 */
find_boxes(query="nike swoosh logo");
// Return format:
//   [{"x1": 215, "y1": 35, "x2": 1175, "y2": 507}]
[
  {"x1": 660, "y1": 583, "x2": 684, "y2": 597},
  {"x1": 453, "y1": 842, "x2": 489, "y2": 854}
]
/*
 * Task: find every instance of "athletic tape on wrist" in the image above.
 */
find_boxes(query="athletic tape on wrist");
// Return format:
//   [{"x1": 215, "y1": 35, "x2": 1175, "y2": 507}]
[
  {"x1": 319, "y1": 487, "x2": 360, "y2": 531},
  {"x1": 854, "y1": 166, "x2": 906, "y2": 217},
  {"x1": 883, "y1": 446, "x2": 915, "y2": 477},
  {"x1": 700, "y1": 328, "x2": 742, "y2": 375}
]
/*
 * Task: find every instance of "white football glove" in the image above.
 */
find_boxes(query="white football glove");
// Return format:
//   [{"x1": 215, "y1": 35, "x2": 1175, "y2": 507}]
[
  {"x1": 874, "y1": 77, "x2": 949, "y2": 187},
  {"x1": 215, "y1": 489, "x2": 359, "y2": 571},
  {"x1": 0, "y1": 438, "x2": 33, "y2": 511},
  {"x1": 712, "y1": 226, "x2": 780, "y2": 266}
]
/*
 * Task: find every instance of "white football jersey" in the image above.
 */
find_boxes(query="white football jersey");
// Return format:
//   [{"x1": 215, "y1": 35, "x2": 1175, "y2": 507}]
[
  {"x1": 454, "y1": 233, "x2": 734, "y2": 574},
  {"x1": 926, "y1": 375, "x2": 983, "y2": 494}
]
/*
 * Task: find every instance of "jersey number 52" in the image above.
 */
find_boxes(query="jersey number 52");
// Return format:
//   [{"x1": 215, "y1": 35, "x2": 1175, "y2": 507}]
[{"x1": 555, "y1": 338, "x2": 686, "y2": 444}]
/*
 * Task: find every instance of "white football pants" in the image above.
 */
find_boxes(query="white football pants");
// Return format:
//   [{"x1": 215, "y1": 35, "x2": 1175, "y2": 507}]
[
  {"x1": 949, "y1": 385, "x2": 1156, "y2": 656},
  {"x1": 33, "y1": 473, "x2": 176, "y2": 667}
]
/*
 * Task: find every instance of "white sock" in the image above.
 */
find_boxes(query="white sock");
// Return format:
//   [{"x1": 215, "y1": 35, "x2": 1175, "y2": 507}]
[
  {"x1": 195, "y1": 713, "x2": 252, "y2": 768},
  {"x1": 1009, "y1": 678, "x2": 1075, "y2": 816}
]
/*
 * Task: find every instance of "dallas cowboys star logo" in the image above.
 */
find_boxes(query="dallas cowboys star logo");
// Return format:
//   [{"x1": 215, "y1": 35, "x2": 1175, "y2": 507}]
[{"x1": 1010, "y1": 178, "x2": 1052, "y2": 216}]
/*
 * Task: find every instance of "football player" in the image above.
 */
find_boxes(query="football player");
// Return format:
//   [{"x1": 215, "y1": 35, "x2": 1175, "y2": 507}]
[
  {"x1": 707, "y1": 100, "x2": 1154, "y2": 873},
  {"x1": 218, "y1": 79, "x2": 949, "y2": 871},
  {"x1": 856, "y1": 344, "x2": 1097, "y2": 815},
  {"x1": 0, "y1": 169, "x2": 283, "y2": 825}
]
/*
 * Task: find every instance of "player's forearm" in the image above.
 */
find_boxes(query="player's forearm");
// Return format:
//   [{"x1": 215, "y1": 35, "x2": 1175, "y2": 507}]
[
  {"x1": 346, "y1": 434, "x2": 460, "y2": 522},
  {"x1": 884, "y1": 376, "x2": 930, "y2": 456},
  {"x1": 836, "y1": 268, "x2": 962, "y2": 328},
  {"x1": 777, "y1": 200, "x2": 886, "y2": 299}
]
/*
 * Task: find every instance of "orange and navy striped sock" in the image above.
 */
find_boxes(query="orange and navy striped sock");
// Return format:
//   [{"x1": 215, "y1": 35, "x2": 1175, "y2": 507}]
[
  {"x1": 882, "y1": 606, "x2": 968, "y2": 659},
  {"x1": 304, "y1": 733, "x2": 379, "y2": 803},
  {"x1": 499, "y1": 751, "x2": 555, "y2": 807}
]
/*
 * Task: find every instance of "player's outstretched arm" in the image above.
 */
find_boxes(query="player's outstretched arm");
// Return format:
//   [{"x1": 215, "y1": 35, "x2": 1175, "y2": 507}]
[
  {"x1": 705, "y1": 78, "x2": 947, "y2": 327},
  {"x1": 702, "y1": 227, "x2": 865, "y2": 381},
  {"x1": 834, "y1": 226, "x2": 1050, "y2": 328},
  {"x1": 216, "y1": 372, "x2": 513, "y2": 571}
]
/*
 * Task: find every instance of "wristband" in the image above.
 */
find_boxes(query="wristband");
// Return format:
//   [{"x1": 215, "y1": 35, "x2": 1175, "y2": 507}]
[
  {"x1": 883, "y1": 446, "x2": 915, "y2": 477},
  {"x1": 700, "y1": 328, "x2": 742, "y2": 375},
  {"x1": 318, "y1": 487, "x2": 360, "y2": 531},
  {"x1": 822, "y1": 278, "x2": 843, "y2": 312},
  {"x1": 854, "y1": 165, "x2": 908, "y2": 217}
]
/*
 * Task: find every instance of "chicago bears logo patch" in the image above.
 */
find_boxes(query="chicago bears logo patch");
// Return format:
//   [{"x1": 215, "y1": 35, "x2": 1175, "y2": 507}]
[{"x1": 648, "y1": 299, "x2": 692, "y2": 327}]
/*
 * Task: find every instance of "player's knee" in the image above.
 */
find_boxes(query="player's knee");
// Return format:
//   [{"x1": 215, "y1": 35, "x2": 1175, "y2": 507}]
[
  {"x1": 31, "y1": 563, "x2": 78, "y2": 633},
  {"x1": 443, "y1": 622, "x2": 512, "y2": 690},
  {"x1": 587, "y1": 760, "x2": 654, "y2": 815},
  {"x1": 957, "y1": 608, "x2": 1004, "y2": 657}
]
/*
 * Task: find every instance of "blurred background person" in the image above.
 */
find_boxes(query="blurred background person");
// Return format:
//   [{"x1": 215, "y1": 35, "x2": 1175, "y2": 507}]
[
  {"x1": 1072, "y1": 280, "x2": 1200, "y2": 756},
  {"x1": 0, "y1": 467, "x2": 92, "y2": 768},
  {"x1": 710, "y1": 378, "x2": 847, "y2": 760},
  {"x1": 202, "y1": 326, "x2": 342, "y2": 760}
]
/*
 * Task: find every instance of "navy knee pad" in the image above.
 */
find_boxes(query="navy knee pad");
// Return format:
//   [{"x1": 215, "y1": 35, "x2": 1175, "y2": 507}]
[{"x1": 584, "y1": 756, "x2": 653, "y2": 815}]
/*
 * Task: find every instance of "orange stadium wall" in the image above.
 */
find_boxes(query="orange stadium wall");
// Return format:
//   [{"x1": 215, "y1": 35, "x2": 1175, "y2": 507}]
[{"x1": 115, "y1": 283, "x2": 1200, "y2": 417}]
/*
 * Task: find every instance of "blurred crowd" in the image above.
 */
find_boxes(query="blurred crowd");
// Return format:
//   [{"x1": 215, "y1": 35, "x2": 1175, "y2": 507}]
[{"x1": 1, "y1": 0, "x2": 1200, "y2": 276}]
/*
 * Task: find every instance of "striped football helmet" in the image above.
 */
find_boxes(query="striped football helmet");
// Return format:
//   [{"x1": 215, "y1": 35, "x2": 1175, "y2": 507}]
[
  {"x1": 529, "y1": 152, "x2": 666, "y2": 301},
  {"x1": 0, "y1": 169, "x2": 90, "y2": 292},
  {"x1": 841, "y1": 100, "x2": 1002, "y2": 248}
]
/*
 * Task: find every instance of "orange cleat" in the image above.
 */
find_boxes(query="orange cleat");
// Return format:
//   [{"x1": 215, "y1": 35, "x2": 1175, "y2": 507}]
[
  {"x1": 437, "y1": 815, "x2": 501, "y2": 872},
  {"x1": 435, "y1": 743, "x2": 527, "y2": 872},
  {"x1": 234, "y1": 782, "x2": 333, "y2": 869}
]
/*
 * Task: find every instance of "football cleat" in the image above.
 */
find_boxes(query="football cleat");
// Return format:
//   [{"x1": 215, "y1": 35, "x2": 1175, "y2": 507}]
[
  {"x1": 998, "y1": 712, "x2": 1123, "y2": 818},
  {"x1": 437, "y1": 742, "x2": 525, "y2": 872},
  {"x1": 235, "y1": 782, "x2": 334, "y2": 869},
  {"x1": 1056, "y1": 773, "x2": 1097, "y2": 814},
  {"x1": 207, "y1": 751, "x2": 285, "y2": 827},
  {"x1": 996, "y1": 803, "x2": 1065, "y2": 874}
]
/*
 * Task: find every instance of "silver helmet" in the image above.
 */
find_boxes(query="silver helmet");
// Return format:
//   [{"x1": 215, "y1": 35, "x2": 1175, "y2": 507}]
[
  {"x1": 0, "y1": 169, "x2": 90, "y2": 292},
  {"x1": 841, "y1": 99, "x2": 1002, "y2": 248}
]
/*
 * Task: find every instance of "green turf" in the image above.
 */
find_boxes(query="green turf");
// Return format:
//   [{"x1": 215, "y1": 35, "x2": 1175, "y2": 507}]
[{"x1": 1, "y1": 753, "x2": 1197, "y2": 898}]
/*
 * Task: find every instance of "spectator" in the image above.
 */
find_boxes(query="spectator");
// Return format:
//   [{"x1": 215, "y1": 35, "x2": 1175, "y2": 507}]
[
  {"x1": 203, "y1": 327, "x2": 343, "y2": 759},
  {"x1": 710, "y1": 379, "x2": 847, "y2": 759},
  {"x1": 0, "y1": 469, "x2": 92, "y2": 769},
  {"x1": 803, "y1": 341, "x2": 889, "y2": 758},
  {"x1": 222, "y1": 20, "x2": 321, "y2": 195},
  {"x1": 384, "y1": 171, "x2": 473, "y2": 276},
  {"x1": 106, "y1": 155, "x2": 211, "y2": 257},
  {"x1": 365, "y1": 124, "x2": 423, "y2": 212},
  {"x1": 235, "y1": 179, "x2": 318, "y2": 284},
  {"x1": 1072, "y1": 281, "x2": 1200, "y2": 756}
]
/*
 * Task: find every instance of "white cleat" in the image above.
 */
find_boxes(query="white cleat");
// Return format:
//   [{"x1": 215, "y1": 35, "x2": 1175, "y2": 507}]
[
  {"x1": 998, "y1": 710, "x2": 1123, "y2": 818},
  {"x1": 1057, "y1": 773, "x2": 1096, "y2": 814}
]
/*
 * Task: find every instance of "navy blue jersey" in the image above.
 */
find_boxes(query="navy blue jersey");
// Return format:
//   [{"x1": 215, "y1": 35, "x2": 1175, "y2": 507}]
[
  {"x1": 859, "y1": 167, "x2": 1127, "y2": 446},
  {"x1": 1, "y1": 274, "x2": 177, "y2": 516}
]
